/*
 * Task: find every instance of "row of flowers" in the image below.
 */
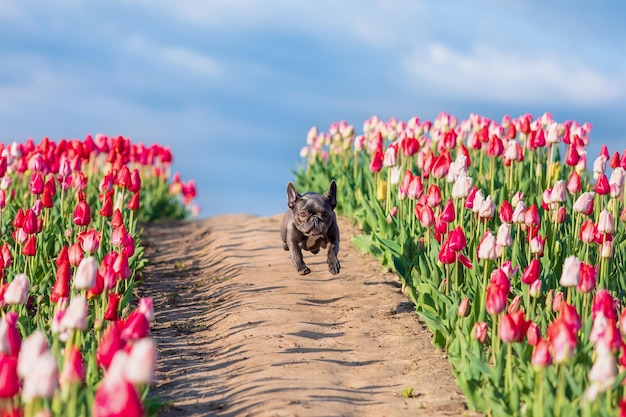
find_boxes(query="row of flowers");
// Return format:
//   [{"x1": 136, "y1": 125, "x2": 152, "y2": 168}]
[
  {"x1": 0, "y1": 134, "x2": 196, "y2": 416},
  {"x1": 295, "y1": 113, "x2": 625, "y2": 416}
]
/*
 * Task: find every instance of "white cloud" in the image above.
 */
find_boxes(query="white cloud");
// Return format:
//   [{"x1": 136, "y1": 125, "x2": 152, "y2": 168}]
[
  {"x1": 125, "y1": 36, "x2": 221, "y2": 77},
  {"x1": 404, "y1": 42, "x2": 624, "y2": 106}
]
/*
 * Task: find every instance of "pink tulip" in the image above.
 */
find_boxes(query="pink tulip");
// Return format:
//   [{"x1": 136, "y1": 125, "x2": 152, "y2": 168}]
[
  {"x1": 138, "y1": 298, "x2": 155, "y2": 322},
  {"x1": 573, "y1": 192, "x2": 594, "y2": 215},
  {"x1": 597, "y1": 210, "x2": 614, "y2": 234},
  {"x1": 59, "y1": 296, "x2": 88, "y2": 333},
  {"x1": 425, "y1": 184, "x2": 442, "y2": 207},
  {"x1": 477, "y1": 231, "x2": 498, "y2": 260},
  {"x1": 78, "y1": 229, "x2": 101, "y2": 255},
  {"x1": 577, "y1": 263, "x2": 597, "y2": 293},
  {"x1": 485, "y1": 283, "x2": 508, "y2": 315},
  {"x1": 451, "y1": 173, "x2": 472, "y2": 199},
  {"x1": 547, "y1": 318, "x2": 577, "y2": 364},
  {"x1": 531, "y1": 338, "x2": 552, "y2": 369},
  {"x1": 3, "y1": 273, "x2": 29, "y2": 305},
  {"x1": 74, "y1": 256, "x2": 98, "y2": 290},
  {"x1": 472, "y1": 322, "x2": 488, "y2": 344},
  {"x1": 125, "y1": 337, "x2": 157, "y2": 386},
  {"x1": 559, "y1": 256, "x2": 581, "y2": 287},
  {"x1": 0, "y1": 313, "x2": 21, "y2": 357},
  {"x1": 21, "y1": 349, "x2": 58, "y2": 402},
  {"x1": 524, "y1": 204, "x2": 541, "y2": 228},
  {"x1": 526, "y1": 322, "x2": 541, "y2": 346},
  {"x1": 68, "y1": 243, "x2": 84, "y2": 267},
  {"x1": 586, "y1": 344, "x2": 617, "y2": 401},
  {"x1": 93, "y1": 359, "x2": 143, "y2": 417},
  {"x1": 529, "y1": 279, "x2": 543, "y2": 298},
  {"x1": 511, "y1": 201, "x2": 526, "y2": 224},
  {"x1": 580, "y1": 220, "x2": 597, "y2": 243},
  {"x1": 559, "y1": 302, "x2": 581, "y2": 333},
  {"x1": 59, "y1": 345, "x2": 85, "y2": 387},
  {"x1": 567, "y1": 171, "x2": 581, "y2": 194}
]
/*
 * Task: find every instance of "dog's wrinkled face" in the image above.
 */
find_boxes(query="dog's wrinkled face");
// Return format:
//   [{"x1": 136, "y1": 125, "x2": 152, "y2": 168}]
[{"x1": 288, "y1": 182, "x2": 337, "y2": 237}]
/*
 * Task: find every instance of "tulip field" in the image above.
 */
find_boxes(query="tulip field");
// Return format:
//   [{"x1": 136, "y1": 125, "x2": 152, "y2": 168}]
[
  {"x1": 294, "y1": 113, "x2": 626, "y2": 417},
  {"x1": 0, "y1": 134, "x2": 196, "y2": 417}
]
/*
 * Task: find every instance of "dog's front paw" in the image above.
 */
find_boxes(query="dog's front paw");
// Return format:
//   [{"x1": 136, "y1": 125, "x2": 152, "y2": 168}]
[
  {"x1": 298, "y1": 266, "x2": 311, "y2": 275},
  {"x1": 328, "y1": 258, "x2": 341, "y2": 275}
]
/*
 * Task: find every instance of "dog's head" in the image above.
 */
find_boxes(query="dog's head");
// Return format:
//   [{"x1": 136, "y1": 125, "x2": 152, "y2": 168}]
[{"x1": 287, "y1": 181, "x2": 337, "y2": 236}]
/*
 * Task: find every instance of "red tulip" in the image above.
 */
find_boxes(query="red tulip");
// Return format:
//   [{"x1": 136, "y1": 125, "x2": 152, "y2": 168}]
[
  {"x1": 127, "y1": 191, "x2": 140, "y2": 211},
  {"x1": 73, "y1": 200, "x2": 91, "y2": 226},
  {"x1": 431, "y1": 153, "x2": 450, "y2": 179},
  {"x1": 93, "y1": 376, "x2": 143, "y2": 417},
  {"x1": 369, "y1": 149, "x2": 383, "y2": 173},
  {"x1": 51, "y1": 262, "x2": 71, "y2": 303},
  {"x1": 425, "y1": 184, "x2": 442, "y2": 207},
  {"x1": 485, "y1": 283, "x2": 508, "y2": 315},
  {"x1": 499, "y1": 310, "x2": 530, "y2": 343},
  {"x1": 0, "y1": 354, "x2": 19, "y2": 398},
  {"x1": 115, "y1": 166, "x2": 132, "y2": 189},
  {"x1": 68, "y1": 242, "x2": 84, "y2": 267},
  {"x1": 99, "y1": 194, "x2": 113, "y2": 218},
  {"x1": 438, "y1": 239, "x2": 456, "y2": 265},
  {"x1": 120, "y1": 311, "x2": 150, "y2": 342},
  {"x1": 559, "y1": 302, "x2": 581, "y2": 333},
  {"x1": 96, "y1": 322, "x2": 123, "y2": 370},
  {"x1": 110, "y1": 209, "x2": 124, "y2": 229},
  {"x1": 21, "y1": 235, "x2": 36, "y2": 256},
  {"x1": 104, "y1": 293, "x2": 121, "y2": 321},
  {"x1": 593, "y1": 289, "x2": 617, "y2": 321},
  {"x1": 499, "y1": 200, "x2": 513, "y2": 223},
  {"x1": 29, "y1": 172, "x2": 44, "y2": 195},
  {"x1": 448, "y1": 226, "x2": 467, "y2": 252},
  {"x1": 128, "y1": 169, "x2": 142, "y2": 193},
  {"x1": 521, "y1": 259, "x2": 541, "y2": 285},
  {"x1": 524, "y1": 204, "x2": 541, "y2": 228},
  {"x1": 595, "y1": 173, "x2": 610, "y2": 195}
]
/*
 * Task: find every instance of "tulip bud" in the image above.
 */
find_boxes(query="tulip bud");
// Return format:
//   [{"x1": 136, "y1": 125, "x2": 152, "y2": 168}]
[
  {"x1": 552, "y1": 291, "x2": 564, "y2": 312},
  {"x1": 457, "y1": 297, "x2": 470, "y2": 317},
  {"x1": 529, "y1": 279, "x2": 543, "y2": 298},
  {"x1": 508, "y1": 295, "x2": 522, "y2": 314},
  {"x1": 472, "y1": 322, "x2": 488, "y2": 344}
]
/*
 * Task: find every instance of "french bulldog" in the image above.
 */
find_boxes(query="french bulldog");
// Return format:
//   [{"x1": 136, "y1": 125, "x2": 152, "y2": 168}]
[{"x1": 281, "y1": 181, "x2": 341, "y2": 275}]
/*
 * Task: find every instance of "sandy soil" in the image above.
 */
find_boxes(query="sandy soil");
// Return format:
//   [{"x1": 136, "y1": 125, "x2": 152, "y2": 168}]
[{"x1": 140, "y1": 214, "x2": 479, "y2": 417}]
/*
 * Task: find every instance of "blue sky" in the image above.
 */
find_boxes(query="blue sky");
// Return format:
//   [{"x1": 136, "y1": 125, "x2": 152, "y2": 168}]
[{"x1": 0, "y1": 1, "x2": 624, "y2": 217}]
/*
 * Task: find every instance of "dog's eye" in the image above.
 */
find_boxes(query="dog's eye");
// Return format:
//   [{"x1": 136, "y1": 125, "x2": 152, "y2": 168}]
[
  {"x1": 298, "y1": 211, "x2": 307, "y2": 218},
  {"x1": 322, "y1": 211, "x2": 329, "y2": 218}
]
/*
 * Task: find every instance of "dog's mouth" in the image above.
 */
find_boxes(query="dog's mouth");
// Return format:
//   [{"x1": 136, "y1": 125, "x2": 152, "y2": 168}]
[{"x1": 301, "y1": 218, "x2": 326, "y2": 236}]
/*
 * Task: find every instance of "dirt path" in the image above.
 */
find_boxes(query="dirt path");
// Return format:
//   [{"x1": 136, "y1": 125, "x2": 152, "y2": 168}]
[{"x1": 140, "y1": 214, "x2": 477, "y2": 417}]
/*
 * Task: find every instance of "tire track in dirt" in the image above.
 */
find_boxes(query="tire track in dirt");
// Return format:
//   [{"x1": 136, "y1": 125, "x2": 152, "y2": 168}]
[{"x1": 140, "y1": 214, "x2": 479, "y2": 417}]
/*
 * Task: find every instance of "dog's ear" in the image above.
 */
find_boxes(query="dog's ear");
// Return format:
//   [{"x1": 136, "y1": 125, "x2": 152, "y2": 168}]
[
  {"x1": 287, "y1": 183, "x2": 301, "y2": 209},
  {"x1": 326, "y1": 180, "x2": 337, "y2": 209}
]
